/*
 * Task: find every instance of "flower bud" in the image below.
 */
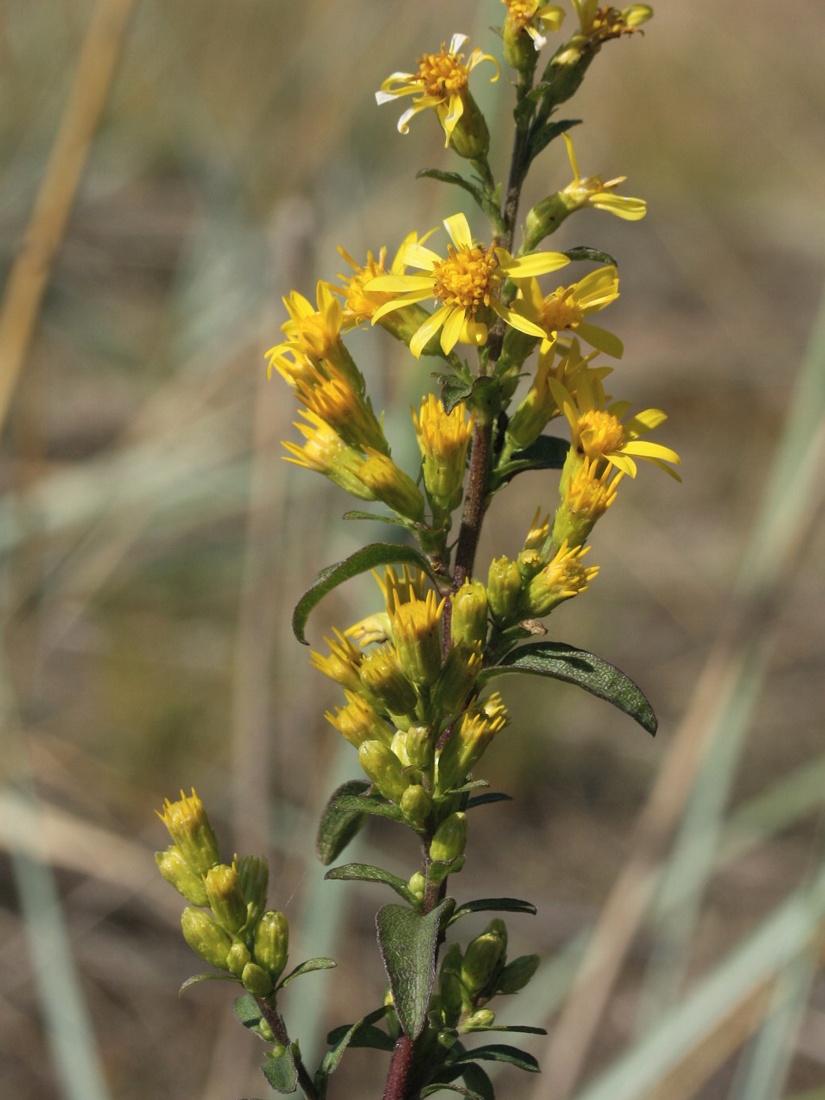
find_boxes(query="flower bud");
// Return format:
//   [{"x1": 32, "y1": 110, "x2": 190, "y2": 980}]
[
  {"x1": 359, "y1": 645, "x2": 418, "y2": 717},
  {"x1": 155, "y1": 844, "x2": 209, "y2": 907},
  {"x1": 436, "y1": 693, "x2": 510, "y2": 792},
  {"x1": 326, "y1": 690, "x2": 395, "y2": 748},
  {"x1": 461, "y1": 919, "x2": 507, "y2": 999},
  {"x1": 241, "y1": 961, "x2": 273, "y2": 996},
  {"x1": 158, "y1": 789, "x2": 220, "y2": 877},
  {"x1": 439, "y1": 943, "x2": 466, "y2": 1026},
  {"x1": 431, "y1": 643, "x2": 483, "y2": 718},
  {"x1": 254, "y1": 910, "x2": 290, "y2": 980},
  {"x1": 391, "y1": 726, "x2": 433, "y2": 770},
  {"x1": 497, "y1": 953, "x2": 541, "y2": 994},
  {"x1": 226, "y1": 940, "x2": 252, "y2": 976},
  {"x1": 429, "y1": 812, "x2": 467, "y2": 882},
  {"x1": 354, "y1": 449, "x2": 425, "y2": 522},
  {"x1": 450, "y1": 581, "x2": 488, "y2": 649},
  {"x1": 523, "y1": 541, "x2": 598, "y2": 617},
  {"x1": 358, "y1": 739, "x2": 409, "y2": 802},
  {"x1": 464, "y1": 1008, "x2": 496, "y2": 1030},
  {"x1": 400, "y1": 784, "x2": 431, "y2": 830},
  {"x1": 204, "y1": 864, "x2": 248, "y2": 934},
  {"x1": 236, "y1": 855, "x2": 269, "y2": 927},
  {"x1": 180, "y1": 907, "x2": 232, "y2": 971},
  {"x1": 487, "y1": 557, "x2": 523, "y2": 625},
  {"x1": 408, "y1": 872, "x2": 426, "y2": 904},
  {"x1": 389, "y1": 589, "x2": 445, "y2": 688}
]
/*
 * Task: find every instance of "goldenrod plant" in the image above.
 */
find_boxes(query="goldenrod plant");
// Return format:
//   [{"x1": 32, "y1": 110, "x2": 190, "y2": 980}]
[{"x1": 157, "y1": 3, "x2": 680, "y2": 1097}]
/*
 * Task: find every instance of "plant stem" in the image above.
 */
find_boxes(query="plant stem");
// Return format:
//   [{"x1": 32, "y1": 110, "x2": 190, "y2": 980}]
[
  {"x1": 452, "y1": 414, "x2": 494, "y2": 592},
  {"x1": 382, "y1": 1035, "x2": 416, "y2": 1100},
  {"x1": 255, "y1": 996, "x2": 319, "y2": 1100}
]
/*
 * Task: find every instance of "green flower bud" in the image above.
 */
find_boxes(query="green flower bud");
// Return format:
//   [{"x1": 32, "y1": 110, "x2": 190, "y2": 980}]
[
  {"x1": 497, "y1": 953, "x2": 541, "y2": 994},
  {"x1": 354, "y1": 450, "x2": 425, "y2": 522},
  {"x1": 359, "y1": 645, "x2": 418, "y2": 717},
  {"x1": 487, "y1": 557, "x2": 523, "y2": 624},
  {"x1": 461, "y1": 919, "x2": 507, "y2": 999},
  {"x1": 155, "y1": 844, "x2": 209, "y2": 907},
  {"x1": 391, "y1": 725, "x2": 433, "y2": 770},
  {"x1": 180, "y1": 907, "x2": 232, "y2": 971},
  {"x1": 226, "y1": 940, "x2": 252, "y2": 976},
  {"x1": 242, "y1": 961, "x2": 274, "y2": 996},
  {"x1": 254, "y1": 910, "x2": 290, "y2": 980},
  {"x1": 431, "y1": 642, "x2": 483, "y2": 718},
  {"x1": 464, "y1": 1008, "x2": 496, "y2": 1031},
  {"x1": 408, "y1": 872, "x2": 426, "y2": 904},
  {"x1": 439, "y1": 943, "x2": 466, "y2": 1026},
  {"x1": 429, "y1": 812, "x2": 467, "y2": 882},
  {"x1": 400, "y1": 784, "x2": 431, "y2": 830},
  {"x1": 450, "y1": 581, "x2": 488, "y2": 649},
  {"x1": 358, "y1": 739, "x2": 409, "y2": 802},
  {"x1": 158, "y1": 789, "x2": 220, "y2": 877},
  {"x1": 204, "y1": 864, "x2": 248, "y2": 934},
  {"x1": 236, "y1": 855, "x2": 269, "y2": 927}
]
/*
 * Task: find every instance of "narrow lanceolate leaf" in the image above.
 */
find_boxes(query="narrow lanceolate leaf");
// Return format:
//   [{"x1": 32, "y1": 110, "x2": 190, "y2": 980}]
[
  {"x1": 452, "y1": 1044, "x2": 540, "y2": 1073},
  {"x1": 562, "y1": 246, "x2": 619, "y2": 267},
  {"x1": 316, "y1": 780, "x2": 370, "y2": 865},
  {"x1": 278, "y1": 957, "x2": 336, "y2": 988},
  {"x1": 317, "y1": 1006, "x2": 393, "y2": 1095},
  {"x1": 333, "y1": 793, "x2": 407, "y2": 825},
  {"x1": 527, "y1": 116, "x2": 581, "y2": 159},
  {"x1": 480, "y1": 641, "x2": 657, "y2": 735},
  {"x1": 179, "y1": 971, "x2": 239, "y2": 995},
  {"x1": 325, "y1": 863, "x2": 419, "y2": 906},
  {"x1": 376, "y1": 899, "x2": 455, "y2": 1040},
  {"x1": 494, "y1": 435, "x2": 570, "y2": 486},
  {"x1": 292, "y1": 542, "x2": 442, "y2": 644},
  {"x1": 449, "y1": 897, "x2": 538, "y2": 924}
]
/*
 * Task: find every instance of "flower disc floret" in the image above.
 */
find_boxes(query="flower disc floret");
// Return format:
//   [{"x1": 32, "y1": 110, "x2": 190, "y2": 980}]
[{"x1": 368, "y1": 213, "x2": 570, "y2": 358}]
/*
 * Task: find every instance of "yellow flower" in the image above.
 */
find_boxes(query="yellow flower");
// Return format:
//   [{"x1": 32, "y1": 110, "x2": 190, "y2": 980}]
[
  {"x1": 502, "y1": 0, "x2": 565, "y2": 51},
  {"x1": 376, "y1": 33, "x2": 499, "y2": 148},
  {"x1": 296, "y1": 362, "x2": 390, "y2": 455},
  {"x1": 388, "y1": 587, "x2": 446, "y2": 688},
  {"x1": 265, "y1": 282, "x2": 351, "y2": 386},
  {"x1": 283, "y1": 409, "x2": 376, "y2": 499},
  {"x1": 549, "y1": 371, "x2": 681, "y2": 480},
  {"x1": 412, "y1": 395, "x2": 474, "y2": 517},
  {"x1": 571, "y1": 1, "x2": 652, "y2": 40},
  {"x1": 310, "y1": 629, "x2": 364, "y2": 691},
  {"x1": 331, "y1": 231, "x2": 432, "y2": 327},
  {"x1": 524, "y1": 540, "x2": 599, "y2": 617},
  {"x1": 560, "y1": 133, "x2": 647, "y2": 221},
  {"x1": 552, "y1": 455, "x2": 620, "y2": 548},
  {"x1": 368, "y1": 213, "x2": 570, "y2": 358},
  {"x1": 511, "y1": 265, "x2": 623, "y2": 358}
]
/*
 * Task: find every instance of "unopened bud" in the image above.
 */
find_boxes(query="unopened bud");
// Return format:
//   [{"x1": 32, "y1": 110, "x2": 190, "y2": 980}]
[
  {"x1": 181, "y1": 907, "x2": 232, "y2": 970},
  {"x1": 254, "y1": 910, "x2": 290, "y2": 980},
  {"x1": 204, "y1": 864, "x2": 248, "y2": 934},
  {"x1": 242, "y1": 961, "x2": 274, "y2": 996},
  {"x1": 236, "y1": 855, "x2": 269, "y2": 927},
  {"x1": 358, "y1": 739, "x2": 409, "y2": 802},
  {"x1": 429, "y1": 812, "x2": 467, "y2": 882},
  {"x1": 450, "y1": 581, "x2": 489, "y2": 649},
  {"x1": 359, "y1": 645, "x2": 418, "y2": 717},
  {"x1": 400, "y1": 784, "x2": 431, "y2": 830},
  {"x1": 487, "y1": 557, "x2": 523, "y2": 624},
  {"x1": 461, "y1": 919, "x2": 507, "y2": 999},
  {"x1": 155, "y1": 845, "x2": 209, "y2": 907},
  {"x1": 431, "y1": 642, "x2": 483, "y2": 718},
  {"x1": 226, "y1": 940, "x2": 252, "y2": 976},
  {"x1": 464, "y1": 1008, "x2": 496, "y2": 1030}
]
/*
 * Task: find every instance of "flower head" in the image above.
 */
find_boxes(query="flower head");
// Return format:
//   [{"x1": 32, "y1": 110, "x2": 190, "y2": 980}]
[
  {"x1": 560, "y1": 133, "x2": 647, "y2": 221},
  {"x1": 572, "y1": 1, "x2": 652, "y2": 41},
  {"x1": 550, "y1": 371, "x2": 681, "y2": 480},
  {"x1": 331, "y1": 231, "x2": 433, "y2": 328},
  {"x1": 524, "y1": 540, "x2": 598, "y2": 617},
  {"x1": 502, "y1": 0, "x2": 565, "y2": 52},
  {"x1": 376, "y1": 34, "x2": 499, "y2": 149},
  {"x1": 413, "y1": 395, "x2": 474, "y2": 517},
  {"x1": 512, "y1": 265, "x2": 623, "y2": 358},
  {"x1": 368, "y1": 213, "x2": 570, "y2": 358},
  {"x1": 265, "y1": 282, "x2": 354, "y2": 387}
]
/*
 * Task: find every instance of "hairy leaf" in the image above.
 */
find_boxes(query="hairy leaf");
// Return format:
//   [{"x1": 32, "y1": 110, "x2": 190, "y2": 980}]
[
  {"x1": 480, "y1": 641, "x2": 657, "y2": 735},
  {"x1": 452, "y1": 1044, "x2": 540, "y2": 1073},
  {"x1": 449, "y1": 897, "x2": 537, "y2": 924},
  {"x1": 279, "y1": 957, "x2": 336, "y2": 988},
  {"x1": 494, "y1": 435, "x2": 570, "y2": 486},
  {"x1": 528, "y1": 116, "x2": 581, "y2": 160},
  {"x1": 261, "y1": 1043, "x2": 298, "y2": 1093},
  {"x1": 325, "y1": 862, "x2": 419, "y2": 905},
  {"x1": 562, "y1": 245, "x2": 619, "y2": 267},
  {"x1": 317, "y1": 1006, "x2": 393, "y2": 1096},
  {"x1": 178, "y1": 971, "x2": 238, "y2": 995},
  {"x1": 376, "y1": 899, "x2": 455, "y2": 1040},
  {"x1": 292, "y1": 542, "x2": 441, "y2": 644},
  {"x1": 333, "y1": 793, "x2": 407, "y2": 825},
  {"x1": 316, "y1": 780, "x2": 370, "y2": 865}
]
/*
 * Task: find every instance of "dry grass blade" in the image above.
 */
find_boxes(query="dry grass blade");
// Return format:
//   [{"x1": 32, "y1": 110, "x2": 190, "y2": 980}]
[{"x1": 0, "y1": 0, "x2": 138, "y2": 433}]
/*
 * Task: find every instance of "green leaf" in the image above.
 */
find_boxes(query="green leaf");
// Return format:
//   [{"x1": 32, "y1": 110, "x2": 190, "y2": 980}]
[
  {"x1": 316, "y1": 780, "x2": 370, "y2": 865},
  {"x1": 325, "y1": 863, "x2": 419, "y2": 905},
  {"x1": 292, "y1": 542, "x2": 442, "y2": 645},
  {"x1": 449, "y1": 897, "x2": 537, "y2": 924},
  {"x1": 417, "y1": 168, "x2": 485, "y2": 207},
  {"x1": 234, "y1": 992, "x2": 263, "y2": 1027},
  {"x1": 343, "y1": 510, "x2": 416, "y2": 529},
  {"x1": 495, "y1": 435, "x2": 570, "y2": 486},
  {"x1": 480, "y1": 641, "x2": 657, "y2": 735},
  {"x1": 562, "y1": 246, "x2": 619, "y2": 267},
  {"x1": 421, "y1": 1084, "x2": 485, "y2": 1100},
  {"x1": 482, "y1": 1025, "x2": 547, "y2": 1036},
  {"x1": 317, "y1": 1006, "x2": 393, "y2": 1095},
  {"x1": 376, "y1": 899, "x2": 455, "y2": 1040},
  {"x1": 278, "y1": 957, "x2": 336, "y2": 988},
  {"x1": 441, "y1": 374, "x2": 475, "y2": 413},
  {"x1": 467, "y1": 792, "x2": 512, "y2": 809},
  {"x1": 261, "y1": 1043, "x2": 298, "y2": 1093},
  {"x1": 333, "y1": 793, "x2": 407, "y2": 825},
  {"x1": 528, "y1": 117, "x2": 581, "y2": 160},
  {"x1": 178, "y1": 971, "x2": 239, "y2": 995},
  {"x1": 460, "y1": 1062, "x2": 496, "y2": 1100},
  {"x1": 452, "y1": 1044, "x2": 540, "y2": 1073}
]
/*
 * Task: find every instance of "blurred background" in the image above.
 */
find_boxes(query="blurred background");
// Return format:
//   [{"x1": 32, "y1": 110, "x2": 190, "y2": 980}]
[{"x1": 1, "y1": 1, "x2": 824, "y2": 1098}]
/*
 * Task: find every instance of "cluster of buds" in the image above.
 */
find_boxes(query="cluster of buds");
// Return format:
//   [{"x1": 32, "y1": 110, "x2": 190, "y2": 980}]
[
  {"x1": 432, "y1": 919, "x2": 540, "y2": 1036},
  {"x1": 156, "y1": 790, "x2": 289, "y2": 998}
]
